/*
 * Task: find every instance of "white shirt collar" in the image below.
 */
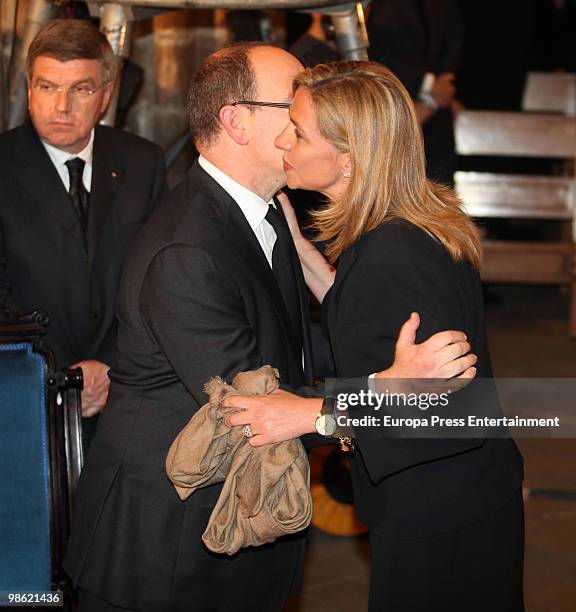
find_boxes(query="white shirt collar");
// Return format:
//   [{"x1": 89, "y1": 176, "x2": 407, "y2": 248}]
[
  {"x1": 198, "y1": 155, "x2": 274, "y2": 230},
  {"x1": 42, "y1": 128, "x2": 94, "y2": 170}
]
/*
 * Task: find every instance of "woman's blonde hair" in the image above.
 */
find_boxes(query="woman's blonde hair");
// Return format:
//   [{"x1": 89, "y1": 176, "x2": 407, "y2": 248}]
[{"x1": 294, "y1": 61, "x2": 481, "y2": 267}]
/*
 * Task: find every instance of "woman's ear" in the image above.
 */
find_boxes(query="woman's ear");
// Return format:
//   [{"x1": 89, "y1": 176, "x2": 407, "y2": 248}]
[
  {"x1": 219, "y1": 105, "x2": 249, "y2": 145},
  {"x1": 339, "y1": 153, "x2": 352, "y2": 177}
]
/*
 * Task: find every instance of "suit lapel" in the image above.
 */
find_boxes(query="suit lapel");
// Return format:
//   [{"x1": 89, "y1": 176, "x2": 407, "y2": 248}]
[
  {"x1": 191, "y1": 163, "x2": 301, "y2": 359},
  {"x1": 224, "y1": 199, "x2": 299, "y2": 344},
  {"x1": 274, "y1": 197, "x2": 311, "y2": 373},
  {"x1": 15, "y1": 122, "x2": 85, "y2": 247},
  {"x1": 87, "y1": 127, "x2": 123, "y2": 263}
]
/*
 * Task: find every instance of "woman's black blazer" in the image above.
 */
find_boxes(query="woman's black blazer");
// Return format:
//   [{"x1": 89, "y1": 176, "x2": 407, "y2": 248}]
[{"x1": 324, "y1": 219, "x2": 523, "y2": 538}]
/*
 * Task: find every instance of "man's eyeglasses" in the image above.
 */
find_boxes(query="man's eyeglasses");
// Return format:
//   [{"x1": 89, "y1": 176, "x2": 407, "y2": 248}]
[
  {"x1": 231, "y1": 101, "x2": 291, "y2": 109},
  {"x1": 32, "y1": 81, "x2": 108, "y2": 100}
]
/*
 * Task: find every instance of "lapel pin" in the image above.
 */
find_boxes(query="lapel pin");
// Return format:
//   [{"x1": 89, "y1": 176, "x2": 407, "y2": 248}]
[{"x1": 111, "y1": 171, "x2": 118, "y2": 178}]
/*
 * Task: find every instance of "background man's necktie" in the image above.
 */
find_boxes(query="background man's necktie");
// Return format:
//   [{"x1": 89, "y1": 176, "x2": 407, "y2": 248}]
[
  {"x1": 65, "y1": 157, "x2": 89, "y2": 234},
  {"x1": 265, "y1": 204, "x2": 303, "y2": 350}
]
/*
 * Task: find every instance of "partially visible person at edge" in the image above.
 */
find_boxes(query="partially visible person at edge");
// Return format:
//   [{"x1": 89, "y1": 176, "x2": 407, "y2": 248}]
[
  {"x1": 64, "y1": 44, "x2": 477, "y2": 612},
  {"x1": 0, "y1": 20, "x2": 166, "y2": 446},
  {"x1": 226, "y1": 61, "x2": 525, "y2": 612}
]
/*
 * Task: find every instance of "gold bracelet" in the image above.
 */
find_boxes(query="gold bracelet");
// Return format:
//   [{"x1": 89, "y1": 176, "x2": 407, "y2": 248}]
[{"x1": 338, "y1": 436, "x2": 355, "y2": 453}]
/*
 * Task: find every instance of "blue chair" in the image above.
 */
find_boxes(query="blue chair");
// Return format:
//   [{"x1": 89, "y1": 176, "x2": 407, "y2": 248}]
[{"x1": 0, "y1": 309, "x2": 82, "y2": 604}]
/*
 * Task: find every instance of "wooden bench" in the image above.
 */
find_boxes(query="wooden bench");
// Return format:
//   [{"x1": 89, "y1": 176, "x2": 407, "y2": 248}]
[
  {"x1": 454, "y1": 110, "x2": 576, "y2": 337},
  {"x1": 522, "y1": 72, "x2": 576, "y2": 116}
]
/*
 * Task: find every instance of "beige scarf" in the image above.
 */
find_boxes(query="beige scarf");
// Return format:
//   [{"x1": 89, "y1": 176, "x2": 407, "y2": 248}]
[{"x1": 166, "y1": 365, "x2": 312, "y2": 555}]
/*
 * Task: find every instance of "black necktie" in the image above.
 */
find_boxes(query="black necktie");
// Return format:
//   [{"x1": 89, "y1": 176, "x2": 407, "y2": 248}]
[
  {"x1": 65, "y1": 157, "x2": 89, "y2": 234},
  {"x1": 265, "y1": 205, "x2": 303, "y2": 350}
]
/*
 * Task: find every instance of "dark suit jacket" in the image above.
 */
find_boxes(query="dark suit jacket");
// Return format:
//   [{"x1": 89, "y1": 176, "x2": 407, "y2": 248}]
[
  {"x1": 324, "y1": 220, "x2": 523, "y2": 538},
  {"x1": 64, "y1": 161, "x2": 315, "y2": 611},
  {"x1": 367, "y1": 0, "x2": 463, "y2": 96},
  {"x1": 0, "y1": 121, "x2": 166, "y2": 369}
]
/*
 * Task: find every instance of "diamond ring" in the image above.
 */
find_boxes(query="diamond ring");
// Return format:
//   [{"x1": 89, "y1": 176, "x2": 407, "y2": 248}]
[{"x1": 242, "y1": 424, "x2": 254, "y2": 438}]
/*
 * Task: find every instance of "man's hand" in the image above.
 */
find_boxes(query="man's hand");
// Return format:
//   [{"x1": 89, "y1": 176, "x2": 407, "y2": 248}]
[
  {"x1": 414, "y1": 101, "x2": 436, "y2": 125},
  {"x1": 431, "y1": 72, "x2": 456, "y2": 108},
  {"x1": 225, "y1": 390, "x2": 321, "y2": 447},
  {"x1": 70, "y1": 359, "x2": 111, "y2": 417},
  {"x1": 378, "y1": 312, "x2": 477, "y2": 380}
]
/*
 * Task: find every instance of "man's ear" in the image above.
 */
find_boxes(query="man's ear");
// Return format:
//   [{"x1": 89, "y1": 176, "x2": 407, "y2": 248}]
[{"x1": 219, "y1": 105, "x2": 249, "y2": 145}]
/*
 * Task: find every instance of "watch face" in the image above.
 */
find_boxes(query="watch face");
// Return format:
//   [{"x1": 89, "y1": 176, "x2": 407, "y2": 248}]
[{"x1": 316, "y1": 414, "x2": 337, "y2": 437}]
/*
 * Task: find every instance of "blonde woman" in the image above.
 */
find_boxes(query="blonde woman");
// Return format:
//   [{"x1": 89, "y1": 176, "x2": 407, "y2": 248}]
[{"x1": 227, "y1": 62, "x2": 524, "y2": 611}]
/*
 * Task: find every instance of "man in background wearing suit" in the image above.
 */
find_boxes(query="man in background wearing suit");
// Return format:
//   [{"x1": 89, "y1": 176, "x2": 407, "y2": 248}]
[
  {"x1": 0, "y1": 20, "x2": 166, "y2": 441},
  {"x1": 367, "y1": 0, "x2": 463, "y2": 184},
  {"x1": 64, "y1": 42, "x2": 476, "y2": 611}
]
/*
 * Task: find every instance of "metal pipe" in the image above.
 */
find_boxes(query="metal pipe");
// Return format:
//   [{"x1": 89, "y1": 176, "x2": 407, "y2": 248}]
[
  {"x1": 329, "y1": 3, "x2": 369, "y2": 61},
  {"x1": 7, "y1": 0, "x2": 56, "y2": 129},
  {"x1": 96, "y1": 3, "x2": 134, "y2": 126},
  {"x1": 0, "y1": 0, "x2": 20, "y2": 132},
  {"x1": 92, "y1": 0, "x2": 353, "y2": 10}
]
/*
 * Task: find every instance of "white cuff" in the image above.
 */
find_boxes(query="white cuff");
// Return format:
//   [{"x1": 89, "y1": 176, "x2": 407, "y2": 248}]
[
  {"x1": 418, "y1": 72, "x2": 438, "y2": 110},
  {"x1": 368, "y1": 372, "x2": 377, "y2": 393}
]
